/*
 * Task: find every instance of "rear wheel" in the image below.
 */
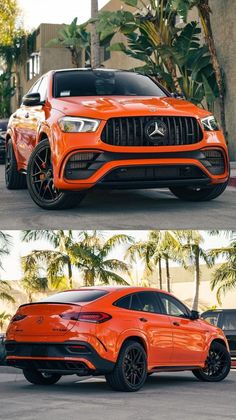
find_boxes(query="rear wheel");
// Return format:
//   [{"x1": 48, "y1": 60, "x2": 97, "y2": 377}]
[
  {"x1": 105, "y1": 340, "x2": 147, "y2": 392},
  {"x1": 26, "y1": 139, "x2": 86, "y2": 210},
  {"x1": 5, "y1": 140, "x2": 27, "y2": 189},
  {"x1": 169, "y1": 182, "x2": 228, "y2": 202},
  {"x1": 192, "y1": 342, "x2": 231, "y2": 382},
  {"x1": 23, "y1": 369, "x2": 61, "y2": 385}
]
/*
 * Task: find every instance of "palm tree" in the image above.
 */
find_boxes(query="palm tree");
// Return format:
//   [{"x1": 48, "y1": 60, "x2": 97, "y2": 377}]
[
  {"x1": 22, "y1": 230, "x2": 75, "y2": 289},
  {"x1": 0, "y1": 311, "x2": 12, "y2": 332},
  {"x1": 210, "y1": 234, "x2": 236, "y2": 305},
  {"x1": 126, "y1": 230, "x2": 184, "y2": 291},
  {"x1": 22, "y1": 230, "x2": 132, "y2": 289},
  {"x1": 48, "y1": 18, "x2": 90, "y2": 67},
  {"x1": 178, "y1": 231, "x2": 214, "y2": 311},
  {"x1": 21, "y1": 257, "x2": 48, "y2": 303},
  {"x1": 0, "y1": 231, "x2": 14, "y2": 304},
  {"x1": 70, "y1": 231, "x2": 131, "y2": 286},
  {"x1": 91, "y1": 0, "x2": 100, "y2": 67}
]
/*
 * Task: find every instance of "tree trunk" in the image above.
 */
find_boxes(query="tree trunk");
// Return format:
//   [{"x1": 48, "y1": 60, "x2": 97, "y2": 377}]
[
  {"x1": 68, "y1": 260, "x2": 73, "y2": 289},
  {"x1": 192, "y1": 248, "x2": 200, "y2": 311},
  {"x1": 91, "y1": 0, "x2": 100, "y2": 68},
  {"x1": 165, "y1": 56, "x2": 183, "y2": 96},
  {"x1": 198, "y1": 0, "x2": 227, "y2": 138},
  {"x1": 158, "y1": 258, "x2": 163, "y2": 289},
  {"x1": 165, "y1": 256, "x2": 171, "y2": 292}
]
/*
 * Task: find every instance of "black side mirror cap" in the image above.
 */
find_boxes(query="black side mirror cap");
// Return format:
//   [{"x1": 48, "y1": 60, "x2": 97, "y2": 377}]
[
  {"x1": 22, "y1": 92, "x2": 42, "y2": 106},
  {"x1": 190, "y1": 310, "x2": 200, "y2": 320}
]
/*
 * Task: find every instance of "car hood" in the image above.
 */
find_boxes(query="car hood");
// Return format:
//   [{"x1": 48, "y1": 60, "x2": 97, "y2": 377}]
[{"x1": 52, "y1": 96, "x2": 210, "y2": 120}]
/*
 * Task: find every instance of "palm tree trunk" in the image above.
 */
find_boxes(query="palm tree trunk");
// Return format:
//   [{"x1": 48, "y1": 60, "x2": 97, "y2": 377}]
[
  {"x1": 192, "y1": 248, "x2": 200, "y2": 311},
  {"x1": 68, "y1": 260, "x2": 73, "y2": 289},
  {"x1": 165, "y1": 256, "x2": 171, "y2": 292},
  {"x1": 91, "y1": 0, "x2": 100, "y2": 68},
  {"x1": 198, "y1": 0, "x2": 226, "y2": 137},
  {"x1": 158, "y1": 258, "x2": 163, "y2": 289}
]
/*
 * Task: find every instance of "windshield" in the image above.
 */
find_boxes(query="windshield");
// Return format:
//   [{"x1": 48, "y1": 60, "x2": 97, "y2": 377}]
[{"x1": 53, "y1": 70, "x2": 166, "y2": 98}]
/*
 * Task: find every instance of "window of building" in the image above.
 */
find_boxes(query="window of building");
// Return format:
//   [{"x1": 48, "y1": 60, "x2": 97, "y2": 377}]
[{"x1": 26, "y1": 52, "x2": 40, "y2": 81}]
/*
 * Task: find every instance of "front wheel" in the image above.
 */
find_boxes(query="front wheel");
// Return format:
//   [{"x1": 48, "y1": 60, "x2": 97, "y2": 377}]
[
  {"x1": 169, "y1": 181, "x2": 228, "y2": 202},
  {"x1": 26, "y1": 139, "x2": 86, "y2": 210},
  {"x1": 105, "y1": 340, "x2": 147, "y2": 392},
  {"x1": 23, "y1": 369, "x2": 61, "y2": 385},
  {"x1": 192, "y1": 342, "x2": 231, "y2": 382}
]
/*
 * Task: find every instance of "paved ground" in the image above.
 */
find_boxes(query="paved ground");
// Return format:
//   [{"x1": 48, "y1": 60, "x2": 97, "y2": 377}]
[
  {"x1": 0, "y1": 367, "x2": 235, "y2": 420},
  {"x1": 0, "y1": 165, "x2": 235, "y2": 230}
]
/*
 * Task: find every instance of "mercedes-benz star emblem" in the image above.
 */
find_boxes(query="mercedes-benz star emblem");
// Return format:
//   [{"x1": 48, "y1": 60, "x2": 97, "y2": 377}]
[
  {"x1": 36, "y1": 316, "x2": 44, "y2": 324},
  {"x1": 144, "y1": 119, "x2": 168, "y2": 144}
]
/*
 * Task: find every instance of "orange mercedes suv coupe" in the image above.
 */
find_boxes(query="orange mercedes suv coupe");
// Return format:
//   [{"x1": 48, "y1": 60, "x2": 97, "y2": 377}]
[
  {"x1": 5, "y1": 287, "x2": 231, "y2": 391},
  {"x1": 5, "y1": 69, "x2": 229, "y2": 210}
]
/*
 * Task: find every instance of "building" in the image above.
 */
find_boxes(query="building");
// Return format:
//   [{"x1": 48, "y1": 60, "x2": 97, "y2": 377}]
[{"x1": 10, "y1": 0, "x2": 236, "y2": 159}]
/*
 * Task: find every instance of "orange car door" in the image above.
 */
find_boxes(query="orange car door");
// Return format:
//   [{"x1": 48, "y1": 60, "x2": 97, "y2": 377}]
[
  {"x1": 132, "y1": 292, "x2": 173, "y2": 366},
  {"x1": 158, "y1": 293, "x2": 207, "y2": 365}
]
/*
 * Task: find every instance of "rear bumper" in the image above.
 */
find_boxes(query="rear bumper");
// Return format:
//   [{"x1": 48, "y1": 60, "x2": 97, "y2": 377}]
[{"x1": 5, "y1": 340, "x2": 115, "y2": 375}]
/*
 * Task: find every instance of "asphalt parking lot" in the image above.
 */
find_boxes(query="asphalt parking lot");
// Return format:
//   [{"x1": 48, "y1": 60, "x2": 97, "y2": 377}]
[
  {"x1": 0, "y1": 367, "x2": 235, "y2": 420},
  {"x1": 0, "y1": 165, "x2": 235, "y2": 230}
]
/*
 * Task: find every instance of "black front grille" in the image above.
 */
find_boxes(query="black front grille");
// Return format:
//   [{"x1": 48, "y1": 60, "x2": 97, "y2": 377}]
[{"x1": 101, "y1": 116, "x2": 203, "y2": 146}]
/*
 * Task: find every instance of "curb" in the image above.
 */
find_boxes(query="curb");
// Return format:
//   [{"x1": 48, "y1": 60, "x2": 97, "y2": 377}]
[{"x1": 229, "y1": 177, "x2": 236, "y2": 187}]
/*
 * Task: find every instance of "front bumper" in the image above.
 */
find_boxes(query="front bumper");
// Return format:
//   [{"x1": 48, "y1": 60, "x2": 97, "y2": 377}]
[
  {"x1": 5, "y1": 340, "x2": 115, "y2": 375},
  {"x1": 51, "y1": 130, "x2": 229, "y2": 191}
]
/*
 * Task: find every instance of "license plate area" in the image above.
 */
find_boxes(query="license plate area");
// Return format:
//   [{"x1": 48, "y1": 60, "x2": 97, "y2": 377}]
[{"x1": 31, "y1": 345, "x2": 48, "y2": 357}]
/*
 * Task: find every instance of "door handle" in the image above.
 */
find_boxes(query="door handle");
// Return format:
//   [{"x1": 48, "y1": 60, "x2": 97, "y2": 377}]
[
  {"x1": 173, "y1": 321, "x2": 180, "y2": 326},
  {"x1": 24, "y1": 112, "x2": 29, "y2": 118},
  {"x1": 139, "y1": 317, "x2": 148, "y2": 323}
]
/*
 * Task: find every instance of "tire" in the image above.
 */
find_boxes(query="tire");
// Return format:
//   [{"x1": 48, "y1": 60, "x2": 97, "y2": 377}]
[
  {"x1": 105, "y1": 340, "x2": 147, "y2": 392},
  {"x1": 5, "y1": 140, "x2": 27, "y2": 189},
  {"x1": 169, "y1": 181, "x2": 228, "y2": 202},
  {"x1": 26, "y1": 139, "x2": 86, "y2": 210},
  {"x1": 192, "y1": 342, "x2": 231, "y2": 382},
  {"x1": 23, "y1": 369, "x2": 61, "y2": 385}
]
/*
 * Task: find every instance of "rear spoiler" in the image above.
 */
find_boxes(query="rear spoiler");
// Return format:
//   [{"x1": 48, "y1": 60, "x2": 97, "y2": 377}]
[{"x1": 20, "y1": 301, "x2": 82, "y2": 308}]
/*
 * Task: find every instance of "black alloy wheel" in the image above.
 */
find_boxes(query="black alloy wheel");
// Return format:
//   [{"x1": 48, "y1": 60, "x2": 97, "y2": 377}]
[
  {"x1": 105, "y1": 340, "x2": 147, "y2": 392},
  {"x1": 192, "y1": 342, "x2": 231, "y2": 382},
  {"x1": 26, "y1": 139, "x2": 86, "y2": 210},
  {"x1": 5, "y1": 140, "x2": 27, "y2": 189}
]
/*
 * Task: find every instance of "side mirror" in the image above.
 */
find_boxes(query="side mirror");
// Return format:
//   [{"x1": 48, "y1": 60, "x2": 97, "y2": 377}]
[
  {"x1": 22, "y1": 92, "x2": 42, "y2": 106},
  {"x1": 189, "y1": 310, "x2": 200, "y2": 320},
  {"x1": 170, "y1": 92, "x2": 185, "y2": 99}
]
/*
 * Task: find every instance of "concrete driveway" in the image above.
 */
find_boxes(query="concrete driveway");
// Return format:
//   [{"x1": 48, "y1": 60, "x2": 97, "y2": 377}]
[
  {"x1": 0, "y1": 367, "x2": 235, "y2": 420},
  {"x1": 0, "y1": 165, "x2": 235, "y2": 230}
]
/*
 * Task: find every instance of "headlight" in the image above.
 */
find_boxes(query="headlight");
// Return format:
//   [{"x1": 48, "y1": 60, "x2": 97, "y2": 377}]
[
  {"x1": 58, "y1": 117, "x2": 101, "y2": 133},
  {"x1": 201, "y1": 116, "x2": 219, "y2": 131}
]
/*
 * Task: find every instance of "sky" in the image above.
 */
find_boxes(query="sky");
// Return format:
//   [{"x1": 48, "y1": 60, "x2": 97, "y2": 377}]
[
  {"x1": 18, "y1": 0, "x2": 110, "y2": 30},
  {"x1": 0, "y1": 230, "x2": 232, "y2": 281}
]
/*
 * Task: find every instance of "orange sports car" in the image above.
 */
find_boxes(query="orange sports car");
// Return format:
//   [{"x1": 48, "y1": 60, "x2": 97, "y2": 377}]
[
  {"x1": 5, "y1": 69, "x2": 229, "y2": 210},
  {"x1": 5, "y1": 287, "x2": 231, "y2": 391}
]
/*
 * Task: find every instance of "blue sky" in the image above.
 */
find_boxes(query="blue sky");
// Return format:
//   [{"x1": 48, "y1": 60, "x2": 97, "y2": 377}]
[{"x1": 18, "y1": 0, "x2": 110, "y2": 30}]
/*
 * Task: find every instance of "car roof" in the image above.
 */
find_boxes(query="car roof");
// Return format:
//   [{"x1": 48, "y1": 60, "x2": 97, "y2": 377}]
[
  {"x1": 61, "y1": 286, "x2": 171, "y2": 294},
  {"x1": 202, "y1": 309, "x2": 236, "y2": 313}
]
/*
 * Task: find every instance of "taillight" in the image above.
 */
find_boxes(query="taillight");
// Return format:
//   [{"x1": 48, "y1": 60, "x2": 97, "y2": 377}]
[
  {"x1": 10, "y1": 314, "x2": 27, "y2": 323},
  {"x1": 60, "y1": 312, "x2": 111, "y2": 323}
]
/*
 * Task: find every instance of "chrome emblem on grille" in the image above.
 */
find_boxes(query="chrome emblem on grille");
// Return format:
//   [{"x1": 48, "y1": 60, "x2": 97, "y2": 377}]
[{"x1": 144, "y1": 119, "x2": 168, "y2": 143}]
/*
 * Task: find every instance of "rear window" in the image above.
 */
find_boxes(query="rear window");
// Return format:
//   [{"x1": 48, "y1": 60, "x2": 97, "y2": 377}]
[
  {"x1": 53, "y1": 70, "x2": 166, "y2": 98},
  {"x1": 40, "y1": 290, "x2": 108, "y2": 303}
]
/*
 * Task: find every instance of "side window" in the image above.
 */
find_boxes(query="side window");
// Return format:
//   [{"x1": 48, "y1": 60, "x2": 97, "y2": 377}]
[
  {"x1": 158, "y1": 293, "x2": 190, "y2": 318},
  {"x1": 130, "y1": 294, "x2": 142, "y2": 311},
  {"x1": 114, "y1": 295, "x2": 131, "y2": 310},
  {"x1": 202, "y1": 313, "x2": 220, "y2": 327},
  {"x1": 38, "y1": 76, "x2": 48, "y2": 101},
  {"x1": 136, "y1": 292, "x2": 161, "y2": 313},
  {"x1": 222, "y1": 312, "x2": 236, "y2": 330}
]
